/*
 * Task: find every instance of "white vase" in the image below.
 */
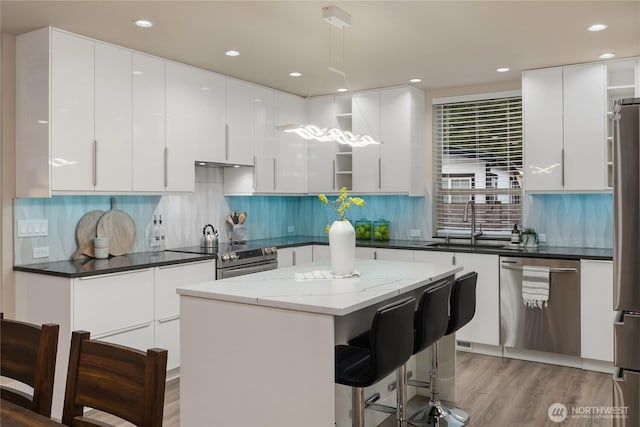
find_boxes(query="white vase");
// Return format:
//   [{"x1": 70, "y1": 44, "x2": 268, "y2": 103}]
[{"x1": 329, "y1": 220, "x2": 356, "y2": 276}]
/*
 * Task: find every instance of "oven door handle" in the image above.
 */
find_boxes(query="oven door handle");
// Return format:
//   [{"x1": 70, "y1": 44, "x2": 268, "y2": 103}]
[
  {"x1": 219, "y1": 261, "x2": 278, "y2": 279},
  {"x1": 500, "y1": 262, "x2": 577, "y2": 273}
]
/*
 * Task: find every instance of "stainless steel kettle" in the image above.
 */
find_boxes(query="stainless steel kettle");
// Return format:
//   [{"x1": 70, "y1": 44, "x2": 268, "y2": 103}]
[{"x1": 200, "y1": 224, "x2": 218, "y2": 249}]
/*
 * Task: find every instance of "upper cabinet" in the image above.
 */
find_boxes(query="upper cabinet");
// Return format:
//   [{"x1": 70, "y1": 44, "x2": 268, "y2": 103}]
[
  {"x1": 306, "y1": 96, "x2": 338, "y2": 193},
  {"x1": 523, "y1": 62, "x2": 608, "y2": 192},
  {"x1": 225, "y1": 79, "x2": 262, "y2": 166},
  {"x1": 16, "y1": 27, "x2": 196, "y2": 196},
  {"x1": 352, "y1": 86, "x2": 425, "y2": 196},
  {"x1": 224, "y1": 89, "x2": 308, "y2": 195}
]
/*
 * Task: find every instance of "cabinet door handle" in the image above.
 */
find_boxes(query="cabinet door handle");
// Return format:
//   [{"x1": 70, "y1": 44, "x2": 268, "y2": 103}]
[
  {"x1": 378, "y1": 157, "x2": 382, "y2": 189},
  {"x1": 273, "y1": 158, "x2": 277, "y2": 190},
  {"x1": 164, "y1": 147, "x2": 168, "y2": 188},
  {"x1": 333, "y1": 160, "x2": 336, "y2": 190},
  {"x1": 292, "y1": 250, "x2": 297, "y2": 266},
  {"x1": 158, "y1": 259, "x2": 214, "y2": 269},
  {"x1": 225, "y1": 124, "x2": 230, "y2": 161},
  {"x1": 253, "y1": 156, "x2": 257, "y2": 190},
  {"x1": 78, "y1": 268, "x2": 153, "y2": 280},
  {"x1": 93, "y1": 140, "x2": 98, "y2": 186},
  {"x1": 158, "y1": 315, "x2": 180, "y2": 324},
  {"x1": 374, "y1": 250, "x2": 378, "y2": 260},
  {"x1": 94, "y1": 322, "x2": 151, "y2": 339},
  {"x1": 561, "y1": 148, "x2": 565, "y2": 187}
]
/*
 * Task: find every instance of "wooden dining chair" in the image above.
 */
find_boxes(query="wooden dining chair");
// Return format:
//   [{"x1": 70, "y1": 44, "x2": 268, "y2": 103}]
[
  {"x1": 0, "y1": 312, "x2": 59, "y2": 417},
  {"x1": 61, "y1": 330, "x2": 168, "y2": 427}
]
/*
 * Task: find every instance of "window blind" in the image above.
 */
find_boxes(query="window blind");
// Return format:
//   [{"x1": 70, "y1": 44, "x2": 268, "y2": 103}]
[{"x1": 433, "y1": 95, "x2": 523, "y2": 237}]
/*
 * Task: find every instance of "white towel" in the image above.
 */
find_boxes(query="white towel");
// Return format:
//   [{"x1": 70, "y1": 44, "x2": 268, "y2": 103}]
[
  {"x1": 522, "y1": 266, "x2": 550, "y2": 309},
  {"x1": 294, "y1": 270, "x2": 360, "y2": 280}
]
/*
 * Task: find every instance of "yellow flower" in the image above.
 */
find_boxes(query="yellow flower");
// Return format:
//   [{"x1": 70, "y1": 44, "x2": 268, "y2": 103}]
[{"x1": 318, "y1": 187, "x2": 366, "y2": 231}]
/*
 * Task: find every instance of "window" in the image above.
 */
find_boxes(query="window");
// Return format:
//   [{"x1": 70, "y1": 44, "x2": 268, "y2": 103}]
[{"x1": 433, "y1": 92, "x2": 522, "y2": 238}]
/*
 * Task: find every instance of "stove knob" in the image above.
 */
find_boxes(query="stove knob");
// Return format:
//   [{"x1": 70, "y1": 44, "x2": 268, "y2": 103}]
[
  {"x1": 271, "y1": 247, "x2": 277, "y2": 254},
  {"x1": 229, "y1": 252, "x2": 237, "y2": 260},
  {"x1": 221, "y1": 253, "x2": 229, "y2": 261},
  {"x1": 264, "y1": 247, "x2": 272, "y2": 255}
]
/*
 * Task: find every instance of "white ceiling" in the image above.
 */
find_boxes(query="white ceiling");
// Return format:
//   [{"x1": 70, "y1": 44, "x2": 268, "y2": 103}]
[{"x1": 2, "y1": 1, "x2": 639, "y2": 97}]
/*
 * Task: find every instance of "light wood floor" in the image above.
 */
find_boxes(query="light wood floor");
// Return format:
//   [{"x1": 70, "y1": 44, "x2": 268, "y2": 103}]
[{"x1": 88, "y1": 352, "x2": 612, "y2": 427}]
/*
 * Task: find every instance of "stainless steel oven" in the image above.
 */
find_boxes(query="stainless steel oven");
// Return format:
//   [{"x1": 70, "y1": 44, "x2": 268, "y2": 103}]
[
  {"x1": 168, "y1": 244, "x2": 278, "y2": 279},
  {"x1": 216, "y1": 247, "x2": 278, "y2": 279}
]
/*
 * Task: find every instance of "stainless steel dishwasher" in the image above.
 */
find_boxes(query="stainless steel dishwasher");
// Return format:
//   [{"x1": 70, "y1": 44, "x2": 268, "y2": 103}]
[{"x1": 500, "y1": 256, "x2": 581, "y2": 356}]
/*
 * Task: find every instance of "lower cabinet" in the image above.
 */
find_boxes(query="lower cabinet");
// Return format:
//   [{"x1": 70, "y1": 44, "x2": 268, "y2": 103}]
[
  {"x1": 278, "y1": 246, "x2": 313, "y2": 267},
  {"x1": 580, "y1": 259, "x2": 614, "y2": 362},
  {"x1": 414, "y1": 251, "x2": 500, "y2": 346},
  {"x1": 14, "y1": 258, "x2": 215, "y2": 419},
  {"x1": 312, "y1": 244, "x2": 331, "y2": 262}
]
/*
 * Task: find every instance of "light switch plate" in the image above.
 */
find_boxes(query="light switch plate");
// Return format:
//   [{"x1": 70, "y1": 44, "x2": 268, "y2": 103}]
[
  {"x1": 538, "y1": 233, "x2": 546, "y2": 243},
  {"x1": 287, "y1": 225, "x2": 295, "y2": 233},
  {"x1": 17, "y1": 220, "x2": 49, "y2": 237},
  {"x1": 409, "y1": 229, "x2": 421, "y2": 237}
]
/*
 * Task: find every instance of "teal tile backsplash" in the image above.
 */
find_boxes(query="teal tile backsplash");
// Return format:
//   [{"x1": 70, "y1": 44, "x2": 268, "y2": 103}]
[{"x1": 13, "y1": 167, "x2": 612, "y2": 265}]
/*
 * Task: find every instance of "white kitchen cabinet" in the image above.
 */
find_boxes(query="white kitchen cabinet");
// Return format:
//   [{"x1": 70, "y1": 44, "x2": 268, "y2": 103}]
[
  {"x1": 580, "y1": 259, "x2": 614, "y2": 362},
  {"x1": 278, "y1": 246, "x2": 313, "y2": 268},
  {"x1": 414, "y1": 250, "x2": 500, "y2": 346},
  {"x1": 15, "y1": 258, "x2": 215, "y2": 418},
  {"x1": 352, "y1": 90, "x2": 381, "y2": 193},
  {"x1": 132, "y1": 53, "x2": 166, "y2": 192},
  {"x1": 73, "y1": 269, "x2": 154, "y2": 336},
  {"x1": 312, "y1": 244, "x2": 331, "y2": 262},
  {"x1": 523, "y1": 63, "x2": 607, "y2": 192},
  {"x1": 94, "y1": 42, "x2": 133, "y2": 192},
  {"x1": 224, "y1": 89, "x2": 308, "y2": 195},
  {"x1": 225, "y1": 78, "x2": 260, "y2": 166},
  {"x1": 164, "y1": 62, "x2": 207, "y2": 192},
  {"x1": 274, "y1": 92, "x2": 307, "y2": 193},
  {"x1": 16, "y1": 27, "x2": 196, "y2": 196},
  {"x1": 307, "y1": 96, "x2": 337, "y2": 193},
  {"x1": 352, "y1": 87, "x2": 425, "y2": 195},
  {"x1": 154, "y1": 259, "x2": 216, "y2": 371},
  {"x1": 355, "y1": 247, "x2": 414, "y2": 262},
  {"x1": 17, "y1": 29, "x2": 134, "y2": 195}
]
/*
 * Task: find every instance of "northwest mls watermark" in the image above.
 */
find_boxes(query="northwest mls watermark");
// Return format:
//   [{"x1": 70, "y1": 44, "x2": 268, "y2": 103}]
[{"x1": 548, "y1": 402, "x2": 629, "y2": 423}]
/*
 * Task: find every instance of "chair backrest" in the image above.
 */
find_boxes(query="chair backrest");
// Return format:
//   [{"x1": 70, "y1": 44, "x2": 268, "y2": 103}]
[
  {"x1": 446, "y1": 271, "x2": 478, "y2": 335},
  {"x1": 368, "y1": 296, "x2": 416, "y2": 386},
  {"x1": 62, "y1": 331, "x2": 168, "y2": 427},
  {"x1": 413, "y1": 279, "x2": 453, "y2": 354},
  {"x1": 0, "y1": 313, "x2": 59, "y2": 417}
]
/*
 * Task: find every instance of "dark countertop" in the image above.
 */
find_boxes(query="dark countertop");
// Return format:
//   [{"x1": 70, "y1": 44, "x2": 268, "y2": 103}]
[
  {"x1": 13, "y1": 251, "x2": 214, "y2": 278},
  {"x1": 248, "y1": 235, "x2": 613, "y2": 261},
  {"x1": 14, "y1": 236, "x2": 611, "y2": 278}
]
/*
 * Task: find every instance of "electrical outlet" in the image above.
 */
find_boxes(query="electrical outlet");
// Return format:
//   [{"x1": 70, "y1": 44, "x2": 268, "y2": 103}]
[
  {"x1": 287, "y1": 225, "x2": 295, "y2": 233},
  {"x1": 538, "y1": 233, "x2": 546, "y2": 243},
  {"x1": 409, "y1": 229, "x2": 421, "y2": 237},
  {"x1": 33, "y1": 246, "x2": 49, "y2": 258}
]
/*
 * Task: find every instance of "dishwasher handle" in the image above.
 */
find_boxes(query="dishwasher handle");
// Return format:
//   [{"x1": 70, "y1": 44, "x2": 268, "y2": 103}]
[{"x1": 500, "y1": 262, "x2": 577, "y2": 274}]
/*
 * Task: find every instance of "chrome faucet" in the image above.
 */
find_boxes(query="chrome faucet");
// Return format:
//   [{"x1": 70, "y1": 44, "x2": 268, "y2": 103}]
[{"x1": 463, "y1": 200, "x2": 483, "y2": 245}]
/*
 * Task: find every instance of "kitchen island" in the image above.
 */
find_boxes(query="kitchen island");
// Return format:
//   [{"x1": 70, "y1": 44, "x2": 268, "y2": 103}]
[{"x1": 177, "y1": 259, "x2": 462, "y2": 427}]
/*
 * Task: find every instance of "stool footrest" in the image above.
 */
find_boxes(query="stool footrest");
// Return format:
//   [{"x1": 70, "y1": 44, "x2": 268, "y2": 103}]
[
  {"x1": 407, "y1": 378, "x2": 430, "y2": 389},
  {"x1": 364, "y1": 392, "x2": 396, "y2": 415}
]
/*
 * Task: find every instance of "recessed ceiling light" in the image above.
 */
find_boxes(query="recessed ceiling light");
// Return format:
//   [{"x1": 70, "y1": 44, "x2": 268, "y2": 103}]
[
  {"x1": 336, "y1": 88, "x2": 348, "y2": 93},
  {"x1": 233, "y1": 165, "x2": 240, "y2": 168},
  {"x1": 132, "y1": 70, "x2": 143, "y2": 75},
  {"x1": 496, "y1": 67, "x2": 510, "y2": 73},
  {"x1": 198, "y1": 162, "x2": 206, "y2": 166},
  {"x1": 599, "y1": 52, "x2": 615, "y2": 59},
  {"x1": 289, "y1": 72, "x2": 302, "y2": 77},
  {"x1": 134, "y1": 19, "x2": 153, "y2": 28},
  {"x1": 588, "y1": 24, "x2": 607, "y2": 32},
  {"x1": 409, "y1": 78, "x2": 422, "y2": 83},
  {"x1": 225, "y1": 50, "x2": 240, "y2": 57}
]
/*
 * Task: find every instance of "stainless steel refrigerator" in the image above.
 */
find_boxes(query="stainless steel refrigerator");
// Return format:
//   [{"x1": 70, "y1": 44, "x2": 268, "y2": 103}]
[{"x1": 613, "y1": 97, "x2": 640, "y2": 427}]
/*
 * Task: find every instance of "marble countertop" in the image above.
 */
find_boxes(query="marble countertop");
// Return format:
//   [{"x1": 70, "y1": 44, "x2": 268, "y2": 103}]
[
  {"x1": 177, "y1": 259, "x2": 462, "y2": 316},
  {"x1": 13, "y1": 251, "x2": 215, "y2": 278}
]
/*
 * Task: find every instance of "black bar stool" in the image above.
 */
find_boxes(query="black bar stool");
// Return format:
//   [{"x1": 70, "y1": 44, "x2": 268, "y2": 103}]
[
  {"x1": 335, "y1": 296, "x2": 416, "y2": 427},
  {"x1": 409, "y1": 271, "x2": 478, "y2": 427}
]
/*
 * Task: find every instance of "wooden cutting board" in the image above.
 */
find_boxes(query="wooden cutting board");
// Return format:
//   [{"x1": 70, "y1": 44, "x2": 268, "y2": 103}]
[
  {"x1": 71, "y1": 210, "x2": 104, "y2": 260},
  {"x1": 96, "y1": 198, "x2": 136, "y2": 256}
]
